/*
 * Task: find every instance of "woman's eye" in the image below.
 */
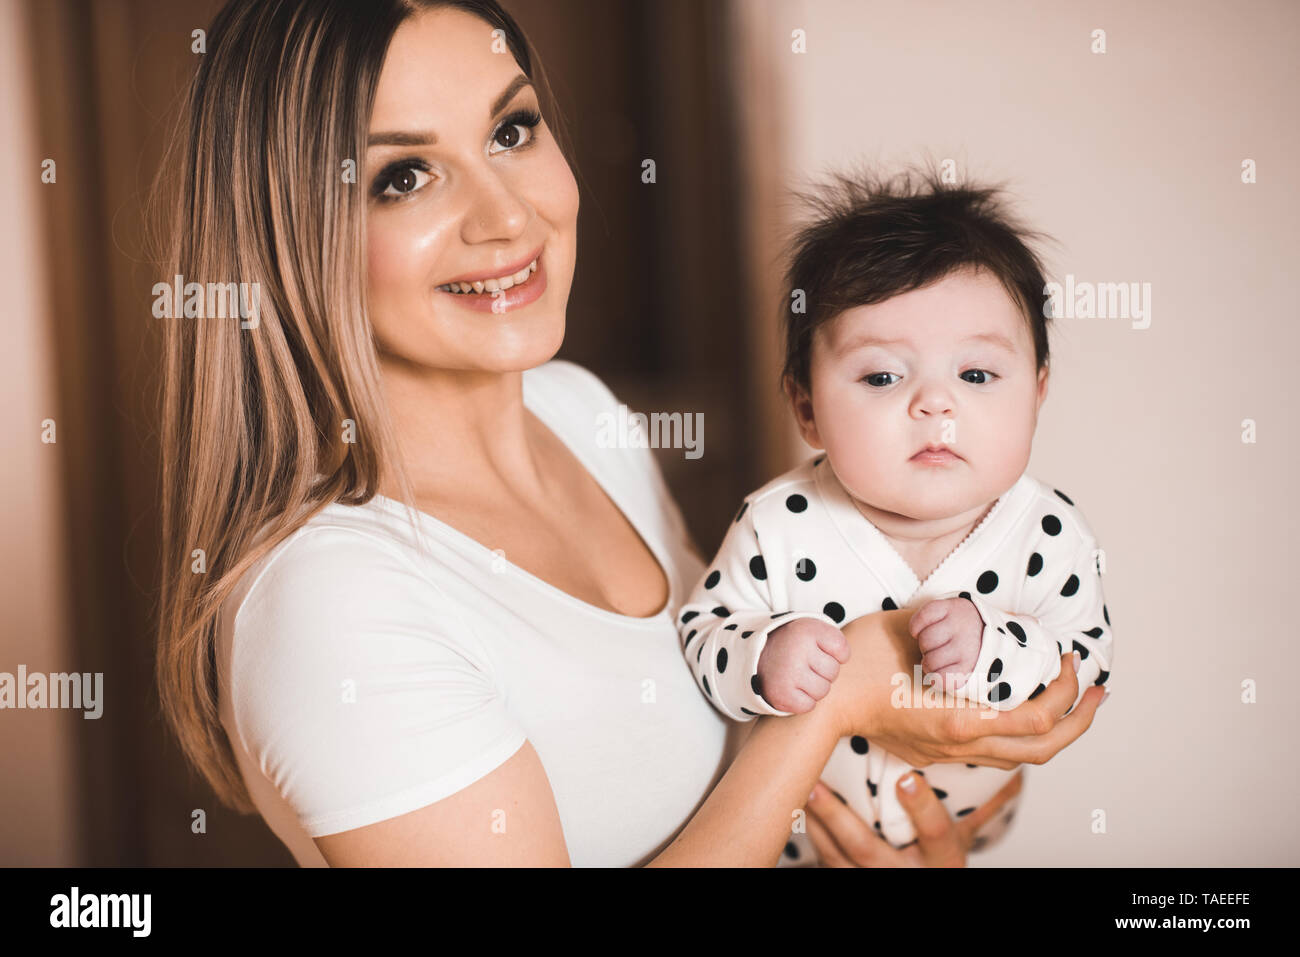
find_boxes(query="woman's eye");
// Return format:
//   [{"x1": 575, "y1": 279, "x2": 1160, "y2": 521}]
[
  {"x1": 375, "y1": 163, "x2": 432, "y2": 200},
  {"x1": 861, "y1": 372, "x2": 898, "y2": 387},
  {"x1": 961, "y1": 369, "x2": 997, "y2": 384},
  {"x1": 487, "y1": 108, "x2": 543, "y2": 155}
]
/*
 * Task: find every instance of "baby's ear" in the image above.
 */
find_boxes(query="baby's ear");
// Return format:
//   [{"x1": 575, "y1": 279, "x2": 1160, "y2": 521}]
[{"x1": 783, "y1": 375, "x2": 823, "y2": 449}]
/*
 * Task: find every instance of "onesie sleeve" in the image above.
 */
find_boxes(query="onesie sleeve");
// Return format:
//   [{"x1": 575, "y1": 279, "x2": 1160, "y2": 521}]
[
  {"x1": 943, "y1": 537, "x2": 1113, "y2": 713},
  {"x1": 677, "y1": 500, "x2": 838, "y2": 721},
  {"x1": 226, "y1": 527, "x2": 528, "y2": 837}
]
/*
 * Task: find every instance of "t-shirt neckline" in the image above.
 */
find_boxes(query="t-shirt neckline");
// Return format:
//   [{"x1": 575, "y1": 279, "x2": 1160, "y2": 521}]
[{"x1": 367, "y1": 366, "x2": 676, "y2": 625}]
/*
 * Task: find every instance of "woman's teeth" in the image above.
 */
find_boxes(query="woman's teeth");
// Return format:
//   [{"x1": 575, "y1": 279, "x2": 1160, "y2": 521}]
[{"x1": 437, "y1": 259, "x2": 538, "y2": 294}]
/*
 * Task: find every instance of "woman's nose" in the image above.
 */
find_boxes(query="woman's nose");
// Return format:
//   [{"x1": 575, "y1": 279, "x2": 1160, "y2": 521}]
[{"x1": 458, "y1": 164, "x2": 531, "y2": 244}]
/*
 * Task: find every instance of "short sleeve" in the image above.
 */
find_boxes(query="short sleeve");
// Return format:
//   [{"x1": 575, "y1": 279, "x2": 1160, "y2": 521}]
[{"x1": 226, "y1": 527, "x2": 527, "y2": 837}]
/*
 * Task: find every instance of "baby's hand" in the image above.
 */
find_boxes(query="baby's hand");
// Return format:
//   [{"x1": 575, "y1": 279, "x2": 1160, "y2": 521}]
[
  {"x1": 909, "y1": 597, "x2": 985, "y2": 693},
  {"x1": 755, "y1": 618, "x2": 850, "y2": 713}
]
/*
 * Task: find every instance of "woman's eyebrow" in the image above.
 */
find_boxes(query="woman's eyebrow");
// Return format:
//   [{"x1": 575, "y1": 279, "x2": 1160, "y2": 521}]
[{"x1": 367, "y1": 75, "x2": 534, "y2": 148}]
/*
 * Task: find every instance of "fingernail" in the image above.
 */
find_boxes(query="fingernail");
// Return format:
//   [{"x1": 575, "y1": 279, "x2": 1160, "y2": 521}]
[
  {"x1": 1101, "y1": 690, "x2": 1111, "y2": 705},
  {"x1": 808, "y1": 783, "x2": 819, "y2": 803},
  {"x1": 899, "y1": 773, "x2": 916, "y2": 793},
  {"x1": 1072, "y1": 651, "x2": 1081, "y2": 673}
]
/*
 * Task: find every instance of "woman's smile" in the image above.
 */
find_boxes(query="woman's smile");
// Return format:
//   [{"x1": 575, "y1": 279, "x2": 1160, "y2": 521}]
[{"x1": 433, "y1": 246, "x2": 548, "y2": 313}]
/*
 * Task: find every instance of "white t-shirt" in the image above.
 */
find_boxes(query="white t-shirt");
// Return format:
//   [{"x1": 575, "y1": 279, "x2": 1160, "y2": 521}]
[{"x1": 216, "y1": 359, "x2": 734, "y2": 867}]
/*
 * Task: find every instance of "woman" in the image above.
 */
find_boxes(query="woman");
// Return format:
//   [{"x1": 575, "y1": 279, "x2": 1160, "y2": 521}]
[{"x1": 154, "y1": 0, "x2": 1102, "y2": 867}]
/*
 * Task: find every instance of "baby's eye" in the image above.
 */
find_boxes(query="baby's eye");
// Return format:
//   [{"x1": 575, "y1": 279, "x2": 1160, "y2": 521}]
[
  {"x1": 960, "y1": 369, "x2": 997, "y2": 384},
  {"x1": 861, "y1": 372, "x2": 898, "y2": 388}
]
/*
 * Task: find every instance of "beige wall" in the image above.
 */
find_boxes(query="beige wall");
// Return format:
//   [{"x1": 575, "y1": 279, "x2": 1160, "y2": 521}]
[
  {"x1": 735, "y1": 0, "x2": 1299, "y2": 864},
  {"x1": 0, "y1": 0, "x2": 80, "y2": 866}
]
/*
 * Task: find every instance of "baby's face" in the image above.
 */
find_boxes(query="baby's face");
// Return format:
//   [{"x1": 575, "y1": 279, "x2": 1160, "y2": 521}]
[{"x1": 794, "y1": 267, "x2": 1048, "y2": 522}]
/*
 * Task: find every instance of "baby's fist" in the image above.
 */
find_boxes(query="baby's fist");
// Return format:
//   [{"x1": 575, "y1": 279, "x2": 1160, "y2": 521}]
[
  {"x1": 755, "y1": 618, "x2": 850, "y2": 714},
  {"x1": 909, "y1": 597, "x2": 985, "y2": 693}
]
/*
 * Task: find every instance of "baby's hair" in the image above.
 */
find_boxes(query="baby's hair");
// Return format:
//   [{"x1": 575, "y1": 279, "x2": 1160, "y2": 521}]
[{"x1": 779, "y1": 160, "x2": 1055, "y2": 394}]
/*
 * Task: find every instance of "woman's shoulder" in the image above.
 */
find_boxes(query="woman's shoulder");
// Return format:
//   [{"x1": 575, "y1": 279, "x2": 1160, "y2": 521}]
[{"x1": 218, "y1": 505, "x2": 486, "y2": 681}]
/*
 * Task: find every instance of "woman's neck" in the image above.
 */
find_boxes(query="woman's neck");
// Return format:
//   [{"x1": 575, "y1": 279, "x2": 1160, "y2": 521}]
[{"x1": 377, "y1": 359, "x2": 548, "y2": 504}]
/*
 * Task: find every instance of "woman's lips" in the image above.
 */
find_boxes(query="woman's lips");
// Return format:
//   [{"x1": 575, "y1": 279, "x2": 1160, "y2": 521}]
[{"x1": 435, "y1": 254, "x2": 548, "y2": 314}]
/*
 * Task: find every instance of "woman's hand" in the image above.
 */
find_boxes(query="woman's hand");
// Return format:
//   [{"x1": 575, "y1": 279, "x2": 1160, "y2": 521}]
[
  {"x1": 804, "y1": 768, "x2": 1023, "y2": 867},
  {"x1": 822, "y1": 609, "x2": 1106, "y2": 770}
]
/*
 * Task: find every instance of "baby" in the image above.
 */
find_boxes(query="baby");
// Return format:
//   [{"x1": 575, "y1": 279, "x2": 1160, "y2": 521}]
[{"x1": 677, "y1": 167, "x2": 1114, "y2": 865}]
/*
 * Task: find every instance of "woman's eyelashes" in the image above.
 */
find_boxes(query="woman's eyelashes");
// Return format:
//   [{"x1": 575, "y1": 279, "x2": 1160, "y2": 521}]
[
  {"x1": 859, "y1": 369, "x2": 999, "y2": 388},
  {"x1": 369, "y1": 108, "x2": 544, "y2": 203}
]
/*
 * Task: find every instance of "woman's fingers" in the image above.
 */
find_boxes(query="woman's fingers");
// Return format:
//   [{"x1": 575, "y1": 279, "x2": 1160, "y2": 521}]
[
  {"x1": 805, "y1": 784, "x2": 900, "y2": 867},
  {"x1": 960, "y1": 683, "x2": 1105, "y2": 766},
  {"x1": 804, "y1": 808, "x2": 853, "y2": 867},
  {"x1": 954, "y1": 768, "x2": 1023, "y2": 840},
  {"x1": 945, "y1": 652, "x2": 1084, "y2": 744},
  {"x1": 895, "y1": 773, "x2": 965, "y2": 867}
]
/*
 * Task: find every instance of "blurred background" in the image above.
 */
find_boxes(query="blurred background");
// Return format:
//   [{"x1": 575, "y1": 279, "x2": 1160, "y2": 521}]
[{"x1": 2, "y1": 0, "x2": 1296, "y2": 866}]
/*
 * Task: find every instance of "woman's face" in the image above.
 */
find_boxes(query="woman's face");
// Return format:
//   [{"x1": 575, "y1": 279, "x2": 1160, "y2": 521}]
[{"x1": 365, "y1": 7, "x2": 579, "y2": 373}]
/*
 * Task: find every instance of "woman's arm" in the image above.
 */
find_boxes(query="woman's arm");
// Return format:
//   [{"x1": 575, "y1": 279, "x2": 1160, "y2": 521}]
[{"x1": 316, "y1": 608, "x2": 1100, "y2": 867}]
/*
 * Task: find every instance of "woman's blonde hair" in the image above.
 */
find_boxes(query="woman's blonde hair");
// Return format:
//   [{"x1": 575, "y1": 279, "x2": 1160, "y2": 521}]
[{"x1": 152, "y1": 0, "x2": 566, "y2": 812}]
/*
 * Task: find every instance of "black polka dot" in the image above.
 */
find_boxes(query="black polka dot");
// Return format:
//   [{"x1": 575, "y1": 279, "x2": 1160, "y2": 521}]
[
  {"x1": 785, "y1": 494, "x2": 808, "y2": 513},
  {"x1": 740, "y1": 707, "x2": 756, "y2": 716},
  {"x1": 783, "y1": 841, "x2": 799, "y2": 859},
  {"x1": 866, "y1": 779, "x2": 877, "y2": 797},
  {"x1": 987, "y1": 658, "x2": 1004, "y2": 681},
  {"x1": 882, "y1": 597, "x2": 898, "y2": 611},
  {"x1": 1042, "y1": 514, "x2": 1062, "y2": 536},
  {"x1": 932, "y1": 788, "x2": 948, "y2": 800},
  {"x1": 770, "y1": 612, "x2": 787, "y2": 619},
  {"x1": 704, "y1": 570, "x2": 720, "y2": 589},
  {"x1": 850, "y1": 736, "x2": 869, "y2": 754},
  {"x1": 956, "y1": 806, "x2": 976, "y2": 818},
  {"x1": 1083, "y1": 626, "x2": 1104, "y2": 638},
  {"x1": 723, "y1": 623, "x2": 737, "y2": 631},
  {"x1": 684, "y1": 629, "x2": 697, "y2": 645},
  {"x1": 741, "y1": 630, "x2": 753, "y2": 638},
  {"x1": 1006, "y1": 621, "x2": 1026, "y2": 644},
  {"x1": 1103, "y1": 605, "x2": 1110, "y2": 625},
  {"x1": 965, "y1": 763, "x2": 978, "y2": 768},
  {"x1": 1094, "y1": 670, "x2": 1109, "y2": 686},
  {"x1": 1060, "y1": 574, "x2": 1079, "y2": 597},
  {"x1": 977, "y1": 570, "x2": 999, "y2": 594},
  {"x1": 989, "y1": 682, "x2": 1012, "y2": 703},
  {"x1": 823, "y1": 601, "x2": 845, "y2": 623},
  {"x1": 1027, "y1": 552, "x2": 1043, "y2": 577},
  {"x1": 702, "y1": 674, "x2": 711, "y2": 696},
  {"x1": 958, "y1": 591, "x2": 971, "y2": 600},
  {"x1": 1072, "y1": 640, "x2": 1089, "y2": 660},
  {"x1": 681, "y1": 610, "x2": 699, "y2": 624},
  {"x1": 734, "y1": 502, "x2": 748, "y2": 523},
  {"x1": 697, "y1": 643, "x2": 703, "y2": 663},
  {"x1": 1054, "y1": 489, "x2": 1074, "y2": 506},
  {"x1": 795, "y1": 558, "x2": 817, "y2": 581},
  {"x1": 873, "y1": 821, "x2": 882, "y2": 832},
  {"x1": 751, "y1": 674, "x2": 763, "y2": 697},
  {"x1": 749, "y1": 555, "x2": 767, "y2": 580},
  {"x1": 996, "y1": 626, "x2": 1004, "y2": 634},
  {"x1": 1029, "y1": 683, "x2": 1047, "y2": 700},
  {"x1": 712, "y1": 605, "x2": 729, "y2": 617},
  {"x1": 717, "y1": 648, "x2": 728, "y2": 673}
]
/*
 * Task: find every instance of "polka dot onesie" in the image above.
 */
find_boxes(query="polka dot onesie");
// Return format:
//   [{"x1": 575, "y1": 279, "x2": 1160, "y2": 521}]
[{"x1": 678, "y1": 455, "x2": 1113, "y2": 865}]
